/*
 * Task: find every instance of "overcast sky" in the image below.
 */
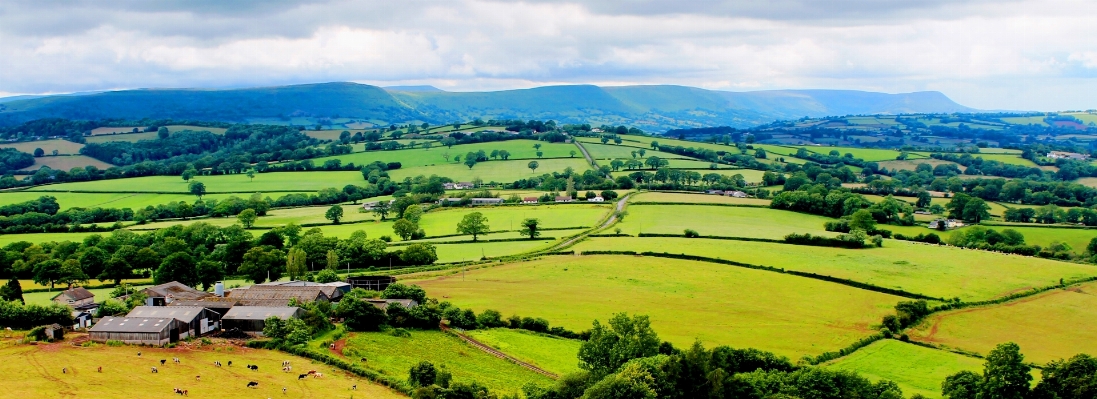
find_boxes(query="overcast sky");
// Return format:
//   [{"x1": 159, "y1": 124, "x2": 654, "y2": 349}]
[{"x1": 1, "y1": 0, "x2": 1095, "y2": 110}]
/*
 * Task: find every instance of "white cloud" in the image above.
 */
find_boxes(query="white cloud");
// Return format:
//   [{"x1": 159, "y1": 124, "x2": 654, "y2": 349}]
[{"x1": 0, "y1": 0, "x2": 1095, "y2": 110}]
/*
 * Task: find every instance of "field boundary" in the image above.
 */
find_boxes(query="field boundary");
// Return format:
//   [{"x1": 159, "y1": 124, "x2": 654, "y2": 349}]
[{"x1": 439, "y1": 323, "x2": 559, "y2": 379}]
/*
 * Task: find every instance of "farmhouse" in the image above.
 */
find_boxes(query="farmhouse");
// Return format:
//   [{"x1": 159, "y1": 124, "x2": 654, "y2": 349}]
[
  {"x1": 555, "y1": 196, "x2": 573, "y2": 203},
  {"x1": 361, "y1": 199, "x2": 395, "y2": 210},
  {"x1": 1046, "y1": 151, "x2": 1089, "y2": 160},
  {"x1": 126, "y1": 306, "x2": 221, "y2": 339},
  {"x1": 89, "y1": 317, "x2": 178, "y2": 346},
  {"x1": 257, "y1": 280, "x2": 353, "y2": 294},
  {"x1": 220, "y1": 306, "x2": 303, "y2": 333},
  {"x1": 522, "y1": 197, "x2": 538, "y2": 204},
  {"x1": 587, "y1": 196, "x2": 605, "y2": 202},
  {"x1": 139, "y1": 281, "x2": 213, "y2": 306},
  {"x1": 470, "y1": 198, "x2": 504, "y2": 205},
  {"x1": 52, "y1": 287, "x2": 94, "y2": 309},
  {"x1": 169, "y1": 299, "x2": 237, "y2": 316}
]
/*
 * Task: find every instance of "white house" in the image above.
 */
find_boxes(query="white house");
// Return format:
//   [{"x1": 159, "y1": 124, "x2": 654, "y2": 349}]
[
  {"x1": 587, "y1": 196, "x2": 605, "y2": 202},
  {"x1": 726, "y1": 191, "x2": 748, "y2": 198},
  {"x1": 522, "y1": 197, "x2": 539, "y2": 204},
  {"x1": 1046, "y1": 151, "x2": 1089, "y2": 161}
]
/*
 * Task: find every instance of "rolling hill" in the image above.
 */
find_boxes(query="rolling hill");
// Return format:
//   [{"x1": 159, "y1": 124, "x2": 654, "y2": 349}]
[{"x1": 0, "y1": 82, "x2": 974, "y2": 130}]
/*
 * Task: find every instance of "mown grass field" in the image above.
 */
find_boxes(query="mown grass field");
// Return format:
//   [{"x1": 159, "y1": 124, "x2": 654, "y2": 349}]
[
  {"x1": 388, "y1": 158, "x2": 592, "y2": 183},
  {"x1": 396, "y1": 239, "x2": 554, "y2": 263},
  {"x1": 309, "y1": 204, "x2": 606, "y2": 239},
  {"x1": 27, "y1": 172, "x2": 366, "y2": 193},
  {"x1": 579, "y1": 143, "x2": 685, "y2": 160},
  {"x1": 910, "y1": 281, "x2": 1097, "y2": 364},
  {"x1": 572, "y1": 237, "x2": 1097, "y2": 301},
  {"x1": 787, "y1": 145, "x2": 926, "y2": 162},
  {"x1": 610, "y1": 168, "x2": 768, "y2": 184},
  {"x1": 974, "y1": 153, "x2": 1038, "y2": 167},
  {"x1": 342, "y1": 330, "x2": 552, "y2": 394},
  {"x1": 0, "y1": 192, "x2": 312, "y2": 211},
  {"x1": 312, "y1": 140, "x2": 578, "y2": 168},
  {"x1": 464, "y1": 329, "x2": 582, "y2": 376},
  {"x1": 826, "y1": 339, "x2": 984, "y2": 398},
  {"x1": 615, "y1": 204, "x2": 835, "y2": 239},
  {"x1": 409, "y1": 255, "x2": 903, "y2": 358},
  {"x1": 0, "y1": 231, "x2": 101, "y2": 246},
  {"x1": 0, "y1": 341, "x2": 403, "y2": 399},
  {"x1": 18, "y1": 155, "x2": 115, "y2": 171},
  {"x1": 629, "y1": 191, "x2": 772, "y2": 206},
  {"x1": 0, "y1": 139, "x2": 85, "y2": 155}
]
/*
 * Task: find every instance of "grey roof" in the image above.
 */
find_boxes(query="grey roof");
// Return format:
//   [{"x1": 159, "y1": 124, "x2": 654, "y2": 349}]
[
  {"x1": 127, "y1": 306, "x2": 212, "y2": 323},
  {"x1": 168, "y1": 299, "x2": 236, "y2": 310},
  {"x1": 54, "y1": 287, "x2": 94, "y2": 301},
  {"x1": 90, "y1": 317, "x2": 174, "y2": 333},
  {"x1": 222, "y1": 306, "x2": 301, "y2": 321},
  {"x1": 229, "y1": 285, "x2": 340, "y2": 302},
  {"x1": 141, "y1": 281, "x2": 213, "y2": 301}
]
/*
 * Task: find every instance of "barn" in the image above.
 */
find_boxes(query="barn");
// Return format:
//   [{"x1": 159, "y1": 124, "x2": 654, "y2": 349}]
[
  {"x1": 139, "y1": 281, "x2": 213, "y2": 306},
  {"x1": 89, "y1": 317, "x2": 178, "y2": 346},
  {"x1": 126, "y1": 306, "x2": 221, "y2": 339},
  {"x1": 220, "y1": 306, "x2": 303, "y2": 333}
]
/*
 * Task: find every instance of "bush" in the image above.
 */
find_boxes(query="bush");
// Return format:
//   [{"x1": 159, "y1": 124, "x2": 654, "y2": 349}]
[{"x1": 683, "y1": 229, "x2": 700, "y2": 238}]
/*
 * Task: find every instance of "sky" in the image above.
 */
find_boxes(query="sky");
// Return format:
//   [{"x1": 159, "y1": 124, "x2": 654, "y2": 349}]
[{"x1": 1, "y1": 0, "x2": 1095, "y2": 111}]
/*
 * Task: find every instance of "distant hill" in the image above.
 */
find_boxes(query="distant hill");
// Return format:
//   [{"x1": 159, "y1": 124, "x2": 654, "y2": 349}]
[{"x1": 0, "y1": 82, "x2": 976, "y2": 130}]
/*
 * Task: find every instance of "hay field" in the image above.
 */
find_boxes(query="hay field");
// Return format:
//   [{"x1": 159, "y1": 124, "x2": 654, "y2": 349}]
[
  {"x1": 388, "y1": 158, "x2": 592, "y2": 183},
  {"x1": 464, "y1": 329, "x2": 582, "y2": 376},
  {"x1": 313, "y1": 140, "x2": 578, "y2": 168},
  {"x1": 0, "y1": 139, "x2": 84, "y2": 155},
  {"x1": 826, "y1": 340, "x2": 984, "y2": 398},
  {"x1": 19, "y1": 155, "x2": 114, "y2": 171},
  {"x1": 572, "y1": 237, "x2": 1097, "y2": 301},
  {"x1": 0, "y1": 342, "x2": 403, "y2": 399},
  {"x1": 629, "y1": 191, "x2": 772, "y2": 206},
  {"x1": 615, "y1": 204, "x2": 835, "y2": 239},
  {"x1": 910, "y1": 281, "x2": 1097, "y2": 364},
  {"x1": 27, "y1": 172, "x2": 365, "y2": 193},
  {"x1": 410, "y1": 255, "x2": 903, "y2": 358}
]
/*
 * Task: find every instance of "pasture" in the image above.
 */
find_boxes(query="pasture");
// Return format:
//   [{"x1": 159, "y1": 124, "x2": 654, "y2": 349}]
[
  {"x1": 409, "y1": 255, "x2": 903, "y2": 358},
  {"x1": 910, "y1": 281, "x2": 1097, "y2": 364},
  {"x1": 629, "y1": 191, "x2": 772, "y2": 206},
  {"x1": 0, "y1": 139, "x2": 84, "y2": 155},
  {"x1": 876, "y1": 159, "x2": 964, "y2": 172},
  {"x1": 313, "y1": 139, "x2": 578, "y2": 168},
  {"x1": 571, "y1": 237, "x2": 1097, "y2": 301},
  {"x1": 394, "y1": 239, "x2": 554, "y2": 263},
  {"x1": 27, "y1": 171, "x2": 366, "y2": 193},
  {"x1": 614, "y1": 204, "x2": 835, "y2": 239},
  {"x1": 0, "y1": 192, "x2": 309, "y2": 211},
  {"x1": 388, "y1": 158, "x2": 592, "y2": 183},
  {"x1": 464, "y1": 329, "x2": 582, "y2": 376},
  {"x1": 0, "y1": 341, "x2": 403, "y2": 399},
  {"x1": 579, "y1": 143, "x2": 685, "y2": 160},
  {"x1": 972, "y1": 153, "x2": 1037, "y2": 166},
  {"x1": 18, "y1": 155, "x2": 115, "y2": 171},
  {"x1": 826, "y1": 339, "x2": 984, "y2": 398},
  {"x1": 22, "y1": 285, "x2": 150, "y2": 306},
  {"x1": 342, "y1": 330, "x2": 552, "y2": 394},
  {"x1": 0, "y1": 231, "x2": 101, "y2": 246}
]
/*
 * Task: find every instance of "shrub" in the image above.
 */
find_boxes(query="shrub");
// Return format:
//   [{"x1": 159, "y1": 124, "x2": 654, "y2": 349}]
[{"x1": 683, "y1": 229, "x2": 700, "y2": 238}]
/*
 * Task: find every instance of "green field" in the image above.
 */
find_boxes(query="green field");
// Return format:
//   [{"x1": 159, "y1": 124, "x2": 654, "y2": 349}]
[
  {"x1": 312, "y1": 204, "x2": 607, "y2": 239},
  {"x1": 827, "y1": 340, "x2": 984, "y2": 398},
  {"x1": 579, "y1": 143, "x2": 687, "y2": 160},
  {"x1": 396, "y1": 239, "x2": 555, "y2": 263},
  {"x1": 464, "y1": 328, "x2": 582, "y2": 376},
  {"x1": 343, "y1": 330, "x2": 552, "y2": 394},
  {"x1": 410, "y1": 255, "x2": 903, "y2": 358},
  {"x1": 787, "y1": 145, "x2": 926, "y2": 162},
  {"x1": 22, "y1": 285, "x2": 150, "y2": 306},
  {"x1": 312, "y1": 140, "x2": 579, "y2": 168},
  {"x1": 610, "y1": 168, "x2": 768, "y2": 184},
  {"x1": 572, "y1": 237, "x2": 1097, "y2": 301},
  {"x1": 629, "y1": 191, "x2": 772, "y2": 206},
  {"x1": 0, "y1": 342, "x2": 403, "y2": 399},
  {"x1": 388, "y1": 158, "x2": 592, "y2": 183},
  {"x1": 876, "y1": 159, "x2": 964, "y2": 172},
  {"x1": 974, "y1": 153, "x2": 1038, "y2": 166},
  {"x1": 0, "y1": 191, "x2": 310, "y2": 211},
  {"x1": 615, "y1": 204, "x2": 836, "y2": 239},
  {"x1": 0, "y1": 231, "x2": 101, "y2": 246},
  {"x1": 0, "y1": 139, "x2": 84, "y2": 155},
  {"x1": 27, "y1": 172, "x2": 365, "y2": 193},
  {"x1": 910, "y1": 281, "x2": 1097, "y2": 364},
  {"x1": 18, "y1": 155, "x2": 115, "y2": 171}
]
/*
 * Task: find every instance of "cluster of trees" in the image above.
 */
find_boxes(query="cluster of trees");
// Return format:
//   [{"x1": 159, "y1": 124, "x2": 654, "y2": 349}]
[
  {"x1": 0, "y1": 299, "x2": 73, "y2": 329},
  {"x1": 1002, "y1": 204, "x2": 1097, "y2": 225},
  {"x1": 0, "y1": 196, "x2": 131, "y2": 234},
  {"x1": 0, "y1": 148, "x2": 35, "y2": 174},
  {"x1": 946, "y1": 226, "x2": 1076, "y2": 259},
  {"x1": 621, "y1": 169, "x2": 751, "y2": 190},
  {"x1": 522, "y1": 313, "x2": 912, "y2": 399},
  {"x1": 930, "y1": 153, "x2": 1045, "y2": 179},
  {"x1": 942, "y1": 343, "x2": 1097, "y2": 399},
  {"x1": 772, "y1": 185, "x2": 914, "y2": 226}
]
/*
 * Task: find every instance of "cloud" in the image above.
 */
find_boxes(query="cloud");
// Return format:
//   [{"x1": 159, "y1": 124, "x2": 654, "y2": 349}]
[{"x1": 0, "y1": 0, "x2": 1095, "y2": 110}]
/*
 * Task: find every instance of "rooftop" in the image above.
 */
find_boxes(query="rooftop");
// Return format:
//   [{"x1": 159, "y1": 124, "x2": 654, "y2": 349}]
[
  {"x1": 222, "y1": 306, "x2": 301, "y2": 321},
  {"x1": 127, "y1": 306, "x2": 212, "y2": 322},
  {"x1": 90, "y1": 317, "x2": 174, "y2": 333},
  {"x1": 141, "y1": 281, "x2": 213, "y2": 301}
]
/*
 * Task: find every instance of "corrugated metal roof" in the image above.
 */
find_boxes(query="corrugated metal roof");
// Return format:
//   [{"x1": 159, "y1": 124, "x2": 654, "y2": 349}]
[
  {"x1": 141, "y1": 282, "x2": 213, "y2": 301},
  {"x1": 222, "y1": 306, "x2": 301, "y2": 321},
  {"x1": 126, "y1": 306, "x2": 207, "y2": 323},
  {"x1": 229, "y1": 286, "x2": 334, "y2": 301},
  {"x1": 89, "y1": 317, "x2": 173, "y2": 333}
]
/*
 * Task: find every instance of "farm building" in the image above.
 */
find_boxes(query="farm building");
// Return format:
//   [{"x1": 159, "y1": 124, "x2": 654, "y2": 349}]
[
  {"x1": 220, "y1": 306, "x2": 303, "y2": 333},
  {"x1": 587, "y1": 196, "x2": 604, "y2": 202},
  {"x1": 89, "y1": 317, "x2": 179, "y2": 346},
  {"x1": 470, "y1": 198, "x2": 503, "y2": 205},
  {"x1": 52, "y1": 287, "x2": 94, "y2": 308},
  {"x1": 555, "y1": 196, "x2": 573, "y2": 203},
  {"x1": 126, "y1": 306, "x2": 221, "y2": 339},
  {"x1": 257, "y1": 280, "x2": 352, "y2": 294},
  {"x1": 347, "y1": 275, "x2": 396, "y2": 291},
  {"x1": 1046, "y1": 151, "x2": 1088, "y2": 160},
  {"x1": 706, "y1": 190, "x2": 725, "y2": 195},
  {"x1": 226, "y1": 285, "x2": 342, "y2": 306},
  {"x1": 522, "y1": 197, "x2": 538, "y2": 204},
  {"x1": 169, "y1": 299, "x2": 236, "y2": 316},
  {"x1": 726, "y1": 191, "x2": 748, "y2": 198},
  {"x1": 139, "y1": 281, "x2": 213, "y2": 306},
  {"x1": 929, "y1": 219, "x2": 965, "y2": 230}
]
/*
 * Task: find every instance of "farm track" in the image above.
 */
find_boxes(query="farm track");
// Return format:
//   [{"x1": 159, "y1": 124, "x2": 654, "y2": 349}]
[{"x1": 439, "y1": 323, "x2": 558, "y2": 379}]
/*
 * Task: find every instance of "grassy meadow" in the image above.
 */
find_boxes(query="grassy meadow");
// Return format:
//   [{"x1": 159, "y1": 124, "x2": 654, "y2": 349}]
[
  {"x1": 909, "y1": 281, "x2": 1097, "y2": 364},
  {"x1": 342, "y1": 330, "x2": 552, "y2": 394},
  {"x1": 313, "y1": 139, "x2": 579, "y2": 168},
  {"x1": 388, "y1": 158, "x2": 592, "y2": 183},
  {"x1": 464, "y1": 329, "x2": 583, "y2": 376},
  {"x1": 629, "y1": 191, "x2": 772, "y2": 206},
  {"x1": 27, "y1": 171, "x2": 366, "y2": 193},
  {"x1": 0, "y1": 342, "x2": 402, "y2": 399},
  {"x1": 0, "y1": 192, "x2": 311, "y2": 210},
  {"x1": 572, "y1": 237, "x2": 1097, "y2": 301},
  {"x1": 409, "y1": 255, "x2": 903, "y2": 358},
  {"x1": 0, "y1": 139, "x2": 85, "y2": 155},
  {"x1": 826, "y1": 339, "x2": 985, "y2": 398},
  {"x1": 615, "y1": 204, "x2": 836, "y2": 239},
  {"x1": 18, "y1": 155, "x2": 114, "y2": 171}
]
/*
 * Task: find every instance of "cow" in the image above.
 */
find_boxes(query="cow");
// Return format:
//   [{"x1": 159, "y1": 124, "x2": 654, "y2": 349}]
[
  {"x1": 97, "y1": 366, "x2": 102, "y2": 373},
  {"x1": 283, "y1": 387, "x2": 287, "y2": 394},
  {"x1": 151, "y1": 367, "x2": 158, "y2": 373},
  {"x1": 352, "y1": 384, "x2": 357, "y2": 391},
  {"x1": 173, "y1": 388, "x2": 188, "y2": 396},
  {"x1": 306, "y1": 370, "x2": 317, "y2": 375},
  {"x1": 227, "y1": 361, "x2": 232, "y2": 367},
  {"x1": 247, "y1": 381, "x2": 259, "y2": 388},
  {"x1": 213, "y1": 361, "x2": 221, "y2": 367},
  {"x1": 298, "y1": 374, "x2": 308, "y2": 380},
  {"x1": 281, "y1": 360, "x2": 291, "y2": 367},
  {"x1": 312, "y1": 372, "x2": 323, "y2": 378},
  {"x1": 282, "y1": 366, "x2": 291, "y2": 372},
  {"x1": 62, "y1": 368, "x2": 66, "y2": 374},
  {"x1": 137, "y1": 352, "x2": 142, "y2": 357},
  {"x1": 160, "y1": 359, "x2": 167, "y2": 366},
  {"x1": 195, "y1": 375, "x2": 200, "y2": 382},
  {"x1": 173, "y1": 357, "x2": 180, "y2": 364},
  {"x1": 247, "y1": 364, "x2": 259, "y2": 371}
]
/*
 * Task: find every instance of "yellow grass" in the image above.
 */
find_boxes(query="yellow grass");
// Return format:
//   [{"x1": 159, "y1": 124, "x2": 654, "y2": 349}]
[{"x1": 0, "y1": 139, "x2": 85, "y2": 155}]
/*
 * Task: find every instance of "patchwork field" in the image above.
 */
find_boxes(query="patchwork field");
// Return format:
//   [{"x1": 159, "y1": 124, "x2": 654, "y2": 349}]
[
  {"x1": 579, "y1": 143, "x2": 685, "y2": 160},
  {"x1": 409, "y1": 255, "x2": 904, "y2": 358},
  {"x1": 464, "y1": 329, "x2": 583, "y2": 376},
  {"x1": 614, "y1": 204, "x2": 836, "y2": 239},
  {"x1": 312, "y1": 140, "x2": 579, "y2": 168},
  {"x1": 27, "y1": 171, "x2": 366, "y2": 193},
  {"x1": 0, "y1": 192, "x2": 310, "y2": 211},
  {"x1": 18, "y1": 155, "x2": 115, "y2": 171},
  {"x1": 0, "y1": 139, "x2": 84, "y2": 155},
  {"x1": 572, "y1": 237, "x2": 1097, "y2": 301},
  {"x1": 342, "y1": 330, "x2": 552, "y2": 394},
  {"x1": 0, "y1": 341, "x2": 403, "y2": 399},
  {"x1": 629, "y1": 191, "x2": 772, "y2": 206},
  {"x1": 910, "y1": 281, "x2": 1097, "y2": 364},
  {"x1": 827, "y1": 340, "x2": 984, "y2": 398},
  {"x1": 388, "y1": 158, "x2": 592, "y2": 183}
]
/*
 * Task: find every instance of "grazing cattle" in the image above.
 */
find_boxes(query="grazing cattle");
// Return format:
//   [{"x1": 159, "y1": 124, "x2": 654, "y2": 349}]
[
  {"x1": 160, "y1": 359, "x2": 167, "y2": 366},
  {"x1": 173, "y1": 357, "x2": 180, "y2": 364},
  {"x1": 312, "y1": 372, "x2": 323, "y2": 378},
  {"x1": 137, "y1": 352, "x2": 141, "y2": 357},
  {"x1": 173, "y1": 388, "x2": 188, "y2": 396},
  {"x1": 97, "y1": 366, "x2": 102, "y2": 373},
  {"x1": 195, "y1": 375, "x2": 200, "y2": 382},
  {"x1": 282, "y1": 366, "x2": 291, "y2": 372},
  {"x1": 213, "y1": 361, "x2": 221, "y2": 367},
  {"x1": 247, "y1": 381, "x2": 259, "y2": 388},
  {"x1": 283, "y1": 387, "x2": 287, "y2": 394},
  {"x1": 298, "y1": 374, "x2": 308, "y2": 380},
  {"x1": 151, "y1": 367, "x2": 158, "y2": 373},
  {"x1": 247, "y1": 364, "x2": 259, "y2": 371},
  {"x1": 62, "y1": 368, "x2": 67, "y2": 374},
  {"x1": 227, "y1": 361, "x2": 232, "y2": 366},
  {"x1": 352, "y1": 384, "x2": 357, "y2": 390},
  {"x1": 281, "y1": 360, "x2": 291, "y2": 367},
  {"x1": 306, "y1": 370, "x2": 317, "y2": 375}
]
